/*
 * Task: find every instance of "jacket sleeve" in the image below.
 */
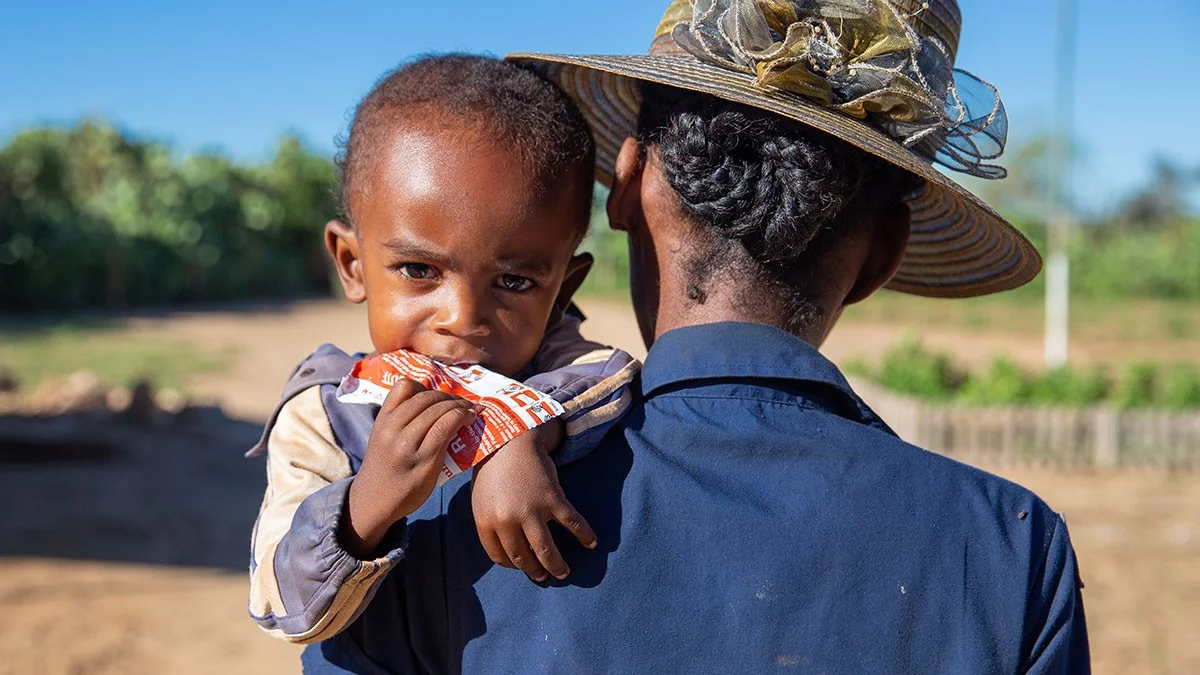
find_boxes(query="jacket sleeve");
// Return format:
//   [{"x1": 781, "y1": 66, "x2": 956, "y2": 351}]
[
  {"x1": 1021, "y1": 513, "x2": 1091, "y2": 674},
  {"x1": 525, "y1": 313, "x2": 641, "y2": 466},
  {"x1": 248, "y1": 386, "x2": 405, "y2": 644}
]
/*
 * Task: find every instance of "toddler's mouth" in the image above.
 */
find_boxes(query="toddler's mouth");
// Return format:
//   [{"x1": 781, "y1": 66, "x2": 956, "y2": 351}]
[{"x1": 429, "y1": 354, "x2": 484, "y2": 368}]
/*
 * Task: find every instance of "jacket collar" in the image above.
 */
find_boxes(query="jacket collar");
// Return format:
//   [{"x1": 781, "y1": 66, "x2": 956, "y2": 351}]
[{"x1": 641, "y1": 321, "x2": 894, "y2": 435}]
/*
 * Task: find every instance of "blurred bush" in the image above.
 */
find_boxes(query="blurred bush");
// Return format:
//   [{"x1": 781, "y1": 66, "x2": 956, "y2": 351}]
[
  {"x1": 958, "y1": 357, "x2": 1033, "y2": 406},
  {"x1": 0, "y1": 122, "x2": 336, "y2": 310},
  {"x1": 855, "y1": 339, "x2": 1200, "y2": 409},
  {"x1": 875, "y1": 336, "x2": 964, "y2": 402},
  {"x1": 1162, "y1": 365, "x2": 1200, "y2": 410},
  {"x1": 1112, "y1": 363, "x2": 1159, "y2": 410},
  {"x1": 1029, "y1": 366, "x2": 1109, "y2": 407}
]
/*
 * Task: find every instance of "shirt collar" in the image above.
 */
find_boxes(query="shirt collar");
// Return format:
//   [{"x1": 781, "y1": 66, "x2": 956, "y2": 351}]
[{"x1": 641, "y1": 321, "x2": 894, "y2": 434}]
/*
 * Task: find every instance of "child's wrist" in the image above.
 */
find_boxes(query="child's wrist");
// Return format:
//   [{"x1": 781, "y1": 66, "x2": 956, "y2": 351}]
[
  {"x1": 531, "y1": 417, "x2": 566, "y2": 455},
  {"x1": 341, "y1": 476, "x2": 404, "y2": 558}
]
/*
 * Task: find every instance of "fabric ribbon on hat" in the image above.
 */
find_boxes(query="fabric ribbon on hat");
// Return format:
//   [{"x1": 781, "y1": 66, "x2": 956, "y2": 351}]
[{"x1": 662, "y1": 0, "x2": 1008, "y2": 178}]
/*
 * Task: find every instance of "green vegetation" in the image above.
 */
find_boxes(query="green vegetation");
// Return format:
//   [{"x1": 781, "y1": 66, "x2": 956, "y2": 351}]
[
  {"x1": 2, "y1": 123, "x2": 1198, "y2": 314},
  {"x1": 848, "y1": 337, "x2": 1200, "y2": 409},
  {"x1": 0, "y1": 322, "x2": 231, "y2": 389},
  {"x1": 991, "y1": 217, "x2": 1200, "y2": 302},
  {"x1": 578, "y1": 210, "x2": 629, "y2": 297},
  {"x1": 0, "y1": 122, "x2": 336, "y2": 310}
]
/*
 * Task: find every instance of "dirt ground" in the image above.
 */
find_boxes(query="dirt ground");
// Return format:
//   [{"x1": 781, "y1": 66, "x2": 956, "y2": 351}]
[
  {"x1": 2, "y1": 298, "x2": 1197, "y2": 674},
  {"x1": 0, "y1": 413, "x2": 303, "y2": 674}
]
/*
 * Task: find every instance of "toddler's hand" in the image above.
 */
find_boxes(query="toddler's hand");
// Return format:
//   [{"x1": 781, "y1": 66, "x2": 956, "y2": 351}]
[
  {"x1": 472, "y1": 419, "x2": 597, "y2": 582},
  {"x1": 341, "y1": 379, "x2": 477, "y2": 558}
]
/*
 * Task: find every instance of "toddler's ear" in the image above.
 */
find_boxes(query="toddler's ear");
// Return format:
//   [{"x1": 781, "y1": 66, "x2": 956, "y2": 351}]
[
  {"x1": 325, "y1": 219, "x2": 367, "y2": 303},
  {"x1": 550, "y1": 253, "x2": 594, "y2": 323}
]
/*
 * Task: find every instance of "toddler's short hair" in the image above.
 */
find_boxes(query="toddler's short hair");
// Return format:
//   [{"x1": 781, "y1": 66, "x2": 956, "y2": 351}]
[{"x1": 337, "y1": 54, "x2": 596, "y2": 233}]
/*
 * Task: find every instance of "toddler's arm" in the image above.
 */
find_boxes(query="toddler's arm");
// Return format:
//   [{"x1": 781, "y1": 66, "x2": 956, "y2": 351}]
[
  {"x1": 525, "y1": 311, "x2": 640, "y2": 464},
  {"x1": 247, "y1": 387, "x2": 404, "y2": 645},
  {"x1": 471, "y1": 311, "x2": 640, "y2": 581}
]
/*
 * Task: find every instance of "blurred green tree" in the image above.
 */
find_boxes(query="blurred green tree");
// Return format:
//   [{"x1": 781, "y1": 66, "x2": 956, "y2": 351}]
[{"x1": 0, "y1": 122, "x2": 337, "y2": 310}]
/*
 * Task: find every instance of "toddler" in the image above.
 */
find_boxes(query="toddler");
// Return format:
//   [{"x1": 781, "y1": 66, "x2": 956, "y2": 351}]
[{"x1": 246, "y1": 54, "x2": 638, "y2": 645}]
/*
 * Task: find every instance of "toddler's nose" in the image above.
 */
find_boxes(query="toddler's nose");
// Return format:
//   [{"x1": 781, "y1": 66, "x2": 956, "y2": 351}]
[{"x1": 433, "y1": 285, "x2": 491, "y2": 339}]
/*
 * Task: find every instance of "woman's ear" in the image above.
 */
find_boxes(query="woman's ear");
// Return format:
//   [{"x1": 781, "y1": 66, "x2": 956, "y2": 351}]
[
  {"x1": 844, "y1": 200, "x2": 911, "y2": 305},
  {"x1": 607, "y1": 137, "x2": 644, "y2": 233},
  {"x1": 324, "y1": 219, "x2": 367, "y2": 304}
]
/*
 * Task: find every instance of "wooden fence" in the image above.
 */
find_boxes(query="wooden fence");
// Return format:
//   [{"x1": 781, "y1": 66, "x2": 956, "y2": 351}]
[{"x1": 849, "y1": 379, "x2": 1200, "y2": 471}]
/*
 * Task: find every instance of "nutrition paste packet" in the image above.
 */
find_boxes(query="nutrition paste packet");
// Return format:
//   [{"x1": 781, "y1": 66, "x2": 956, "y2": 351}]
[{"x1": 336, "y1": 350, "x2": 564, "y2": 485}]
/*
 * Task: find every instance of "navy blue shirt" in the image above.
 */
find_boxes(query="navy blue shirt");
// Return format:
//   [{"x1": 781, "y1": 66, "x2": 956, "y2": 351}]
[{"x1": 306, "y1": 322, "x2": 1089, "y2": 674}]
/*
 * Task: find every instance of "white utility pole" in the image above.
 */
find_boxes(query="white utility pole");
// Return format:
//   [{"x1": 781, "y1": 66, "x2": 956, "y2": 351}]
[{"x1": 1045, "y1": 0, "x2": 1077, "y2": 369}]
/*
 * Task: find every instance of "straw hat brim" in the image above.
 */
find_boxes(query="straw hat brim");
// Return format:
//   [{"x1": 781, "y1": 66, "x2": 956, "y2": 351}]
[{"x1": 508, "y1": 52, "x2": 1042, "y2": 299}]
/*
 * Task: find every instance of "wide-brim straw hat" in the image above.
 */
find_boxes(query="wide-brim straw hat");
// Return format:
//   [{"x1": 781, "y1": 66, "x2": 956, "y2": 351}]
[{"x1": 510, "y1": 0, "x2": 1040, "y2": 298}]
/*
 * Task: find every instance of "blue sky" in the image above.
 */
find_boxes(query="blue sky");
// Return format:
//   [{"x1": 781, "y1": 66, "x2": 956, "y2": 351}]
[{"x1": 2, "y1": 0, "x2": 1197, "y2": 213}]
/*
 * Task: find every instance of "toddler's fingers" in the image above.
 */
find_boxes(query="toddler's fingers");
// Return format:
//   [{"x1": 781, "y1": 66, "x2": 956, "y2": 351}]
[
  {"x1": 478, "y1": 528, "x2": 515, "y2": 569},
  {"x1": 526, "y1": 520, "x2": 570, "y2": 580},
  {"x1": 383, "y1": 392, "x2": 471, "y2": 435},
  {"x1": 409, "y1": 403, "x2": 478, "y2": 460},
  {"x1": 380, "y1": 378, "x2": 428, "y2": 411},
  {"x1": 550, "y1": 498, "x2": 597, "y2": 550},
  {"x1": 377, "y1": 391, "x2": 462, "y2": 438},
  {"x1": 497, "y1": 523, "x2": 550, "y2": 583}
]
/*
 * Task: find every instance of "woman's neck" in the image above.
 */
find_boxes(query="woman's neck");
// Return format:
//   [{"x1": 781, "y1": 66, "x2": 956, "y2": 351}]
[{"x1": 652, "y1": 273, "x2": 834, "y2": 348}]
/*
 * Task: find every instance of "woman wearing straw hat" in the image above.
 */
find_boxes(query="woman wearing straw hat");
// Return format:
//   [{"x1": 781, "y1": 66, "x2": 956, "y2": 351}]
[{"x1": 303, "y1": 1, "x2": 1089, "y2": 672}]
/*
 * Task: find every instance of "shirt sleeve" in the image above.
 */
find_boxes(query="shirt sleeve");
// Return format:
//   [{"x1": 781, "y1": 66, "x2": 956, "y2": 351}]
[
  {"x1": 525, "y1": 313, "x2": 641, "y2": 466},
  {"x1": 1021, "y1": 513, "x2": 1091, "y2": 674},
  {"x1": 248, "y1": 387, "x2": 406, "y2": 645}
]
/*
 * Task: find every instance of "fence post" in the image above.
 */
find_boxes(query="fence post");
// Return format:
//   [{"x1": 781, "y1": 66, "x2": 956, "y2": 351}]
[{"x1": 1093, "y1": 407, "x2": 1119, "y2": 469}]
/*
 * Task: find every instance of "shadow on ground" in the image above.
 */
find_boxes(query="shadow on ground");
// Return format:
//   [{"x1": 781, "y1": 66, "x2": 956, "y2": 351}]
[{"x1": 0, "y1": 409, "x2": 267, "y2": 572}]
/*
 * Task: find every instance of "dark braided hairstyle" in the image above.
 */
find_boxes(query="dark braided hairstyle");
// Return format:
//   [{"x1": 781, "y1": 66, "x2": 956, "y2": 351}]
[
  {"x1": 337, "y1": 54, "x2": 596, "y2": 237},
  {"x1": 636, "y1": 83, "x2": 920, "y2": 329}
]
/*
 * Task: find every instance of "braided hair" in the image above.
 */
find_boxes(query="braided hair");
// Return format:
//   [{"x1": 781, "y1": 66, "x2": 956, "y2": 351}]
[{"x1": 636, "y1": 84, "x2": 918, "y2": 328}]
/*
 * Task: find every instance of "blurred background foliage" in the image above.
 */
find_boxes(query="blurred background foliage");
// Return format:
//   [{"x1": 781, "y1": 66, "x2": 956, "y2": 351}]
[
  {"x1": 3, "y1": 122, "x2": 1199, "y2": 310},
  {"x1": 0, "y1": 121, "x2": 336, "y2": 310},
  {"x1": 846, "y1": 337, "x2": 1200, "y2": 409}
]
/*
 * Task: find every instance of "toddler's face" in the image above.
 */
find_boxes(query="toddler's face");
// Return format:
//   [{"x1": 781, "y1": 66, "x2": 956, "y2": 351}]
[{"x1": 328, "y1": 123, "x2": 587, "y2": 377}]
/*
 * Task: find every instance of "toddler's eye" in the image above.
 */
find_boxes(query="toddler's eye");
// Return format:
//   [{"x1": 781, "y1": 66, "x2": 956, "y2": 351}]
[
  {"x1": 498, "y1": 274, "x2": 535, "y2": 292},
  {"x1": 397, "y1": 263, "x2": 436, "y2": 280}
]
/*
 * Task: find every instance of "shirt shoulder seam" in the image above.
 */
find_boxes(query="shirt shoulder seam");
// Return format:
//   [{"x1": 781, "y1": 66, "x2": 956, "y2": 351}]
[{"x1": 651, "y1": 392, "x2": 820, "y2": 410}]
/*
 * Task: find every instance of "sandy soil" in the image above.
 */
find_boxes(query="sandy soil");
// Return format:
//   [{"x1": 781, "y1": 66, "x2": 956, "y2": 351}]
[
  {"x1": 0, "y1": 413, "x2": 302, "y2": 674},
  {"x1": 985, "y1": 466, "x2": 1200, "y2": 675},
  {"x1": 2, "y1": 298, "x2": 1197, "y2": 674}
]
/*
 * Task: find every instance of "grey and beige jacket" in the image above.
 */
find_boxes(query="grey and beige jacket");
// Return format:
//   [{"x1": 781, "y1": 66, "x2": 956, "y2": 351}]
[{"x1": 246, "y1": 313, "x2": 640, "y2": 644}]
